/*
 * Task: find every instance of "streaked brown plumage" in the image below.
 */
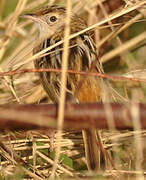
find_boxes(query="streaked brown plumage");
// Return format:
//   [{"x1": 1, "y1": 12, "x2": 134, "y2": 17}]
[{"x1": 24, "y1": 5, "x2": 104, "y2": 171}]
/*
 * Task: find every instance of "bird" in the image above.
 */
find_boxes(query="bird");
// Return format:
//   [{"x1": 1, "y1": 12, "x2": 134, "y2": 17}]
[{"x1": 23, "y1": 5, "x2": 106, "y2": 171}]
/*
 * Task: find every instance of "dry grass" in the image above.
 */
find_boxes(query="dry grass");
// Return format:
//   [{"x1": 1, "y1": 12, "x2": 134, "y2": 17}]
[{"x1": 0, "y1": 0, "x2": 146, "y2": 179}]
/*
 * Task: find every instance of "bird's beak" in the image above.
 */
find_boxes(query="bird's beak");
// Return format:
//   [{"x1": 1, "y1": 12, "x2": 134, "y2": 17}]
[{"x1": 20, "y1": 13, "x2": 38, "y2": 22}]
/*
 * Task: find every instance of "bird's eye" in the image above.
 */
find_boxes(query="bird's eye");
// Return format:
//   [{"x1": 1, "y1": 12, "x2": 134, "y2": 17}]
[{"x1": 50, "y1": 16, "x2": 57, "y2": 22}]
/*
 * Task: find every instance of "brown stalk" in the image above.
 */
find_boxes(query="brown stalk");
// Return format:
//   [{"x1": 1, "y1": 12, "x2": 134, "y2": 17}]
[
  {"x1": 0, "y1": 103, "x2": 146, "y2": 131},
  {"x1": 1, "y1": 68, "x2": 146, "y2": 83}
]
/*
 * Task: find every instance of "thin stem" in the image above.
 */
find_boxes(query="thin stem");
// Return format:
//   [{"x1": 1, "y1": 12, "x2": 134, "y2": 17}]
[{"x1": 50, "y1": 1, "x2": 72, "y2": 179}]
